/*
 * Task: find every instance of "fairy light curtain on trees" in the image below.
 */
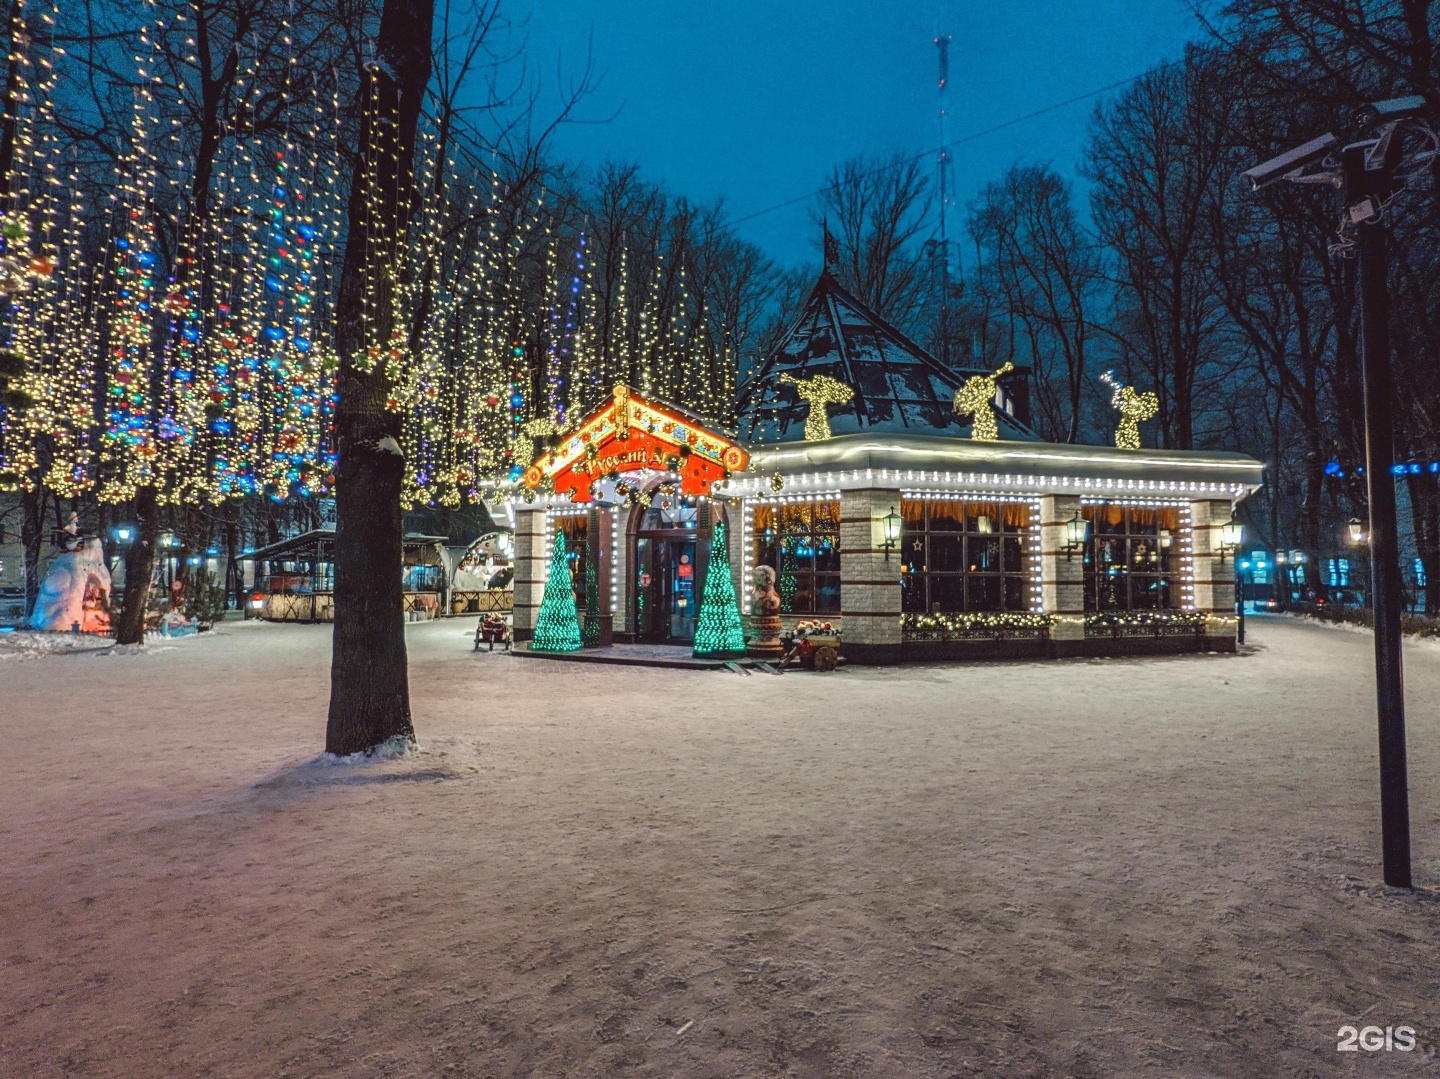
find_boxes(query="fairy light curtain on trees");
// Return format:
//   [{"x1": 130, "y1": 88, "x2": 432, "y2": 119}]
[
  {"x1": 0, "y1": 2, "x2": 745, "y2": 511},
  {"x1": 0, "y1": 1, "x2": 347, "y2": 506}
]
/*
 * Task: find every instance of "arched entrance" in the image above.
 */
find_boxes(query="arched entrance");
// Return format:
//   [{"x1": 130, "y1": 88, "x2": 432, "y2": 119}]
[{"x1": 630, "y1": 491, "x2": 700, "y2": 643}]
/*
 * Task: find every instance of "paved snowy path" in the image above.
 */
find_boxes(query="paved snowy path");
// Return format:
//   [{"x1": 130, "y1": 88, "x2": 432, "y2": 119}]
[{"x1": 2, "y1": 616, "x2": 1438, "y2": 1077}]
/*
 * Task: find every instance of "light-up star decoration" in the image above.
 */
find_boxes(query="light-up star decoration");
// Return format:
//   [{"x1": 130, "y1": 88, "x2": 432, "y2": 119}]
[
  {"x1": 953, "y1": 362, "x2": 1014, "y2": 441},
  {"x1": 779, "y1": 372, "x2": 854, "y2": 441},
  {"x1": 1101, "y1": 370, "x2": 1158, "y2": 450}
]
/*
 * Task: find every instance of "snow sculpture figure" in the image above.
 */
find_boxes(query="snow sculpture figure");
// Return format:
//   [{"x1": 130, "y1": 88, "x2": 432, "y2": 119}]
[
  {"x1": 29, "y1": 536, "x2": 112, "y2": 633},
  {"x1": 1101, "y1": 370, "x2": 1159, "y2": 450},
  {"x1": 953, "y1": 362, "x2": 1014, "y2": 442},
  {"x1": 779, "y1": 373, "x2": 854, "y2": 441}
]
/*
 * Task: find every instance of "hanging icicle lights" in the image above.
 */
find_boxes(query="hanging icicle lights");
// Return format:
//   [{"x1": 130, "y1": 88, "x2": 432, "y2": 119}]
[{"x1": 0, "y1": 1, "x2": 745, "y2": 510}]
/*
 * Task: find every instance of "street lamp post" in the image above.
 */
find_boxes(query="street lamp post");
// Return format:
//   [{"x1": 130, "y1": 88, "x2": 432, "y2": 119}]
[
  {"x1": 1220, "y1": 520, "x2": 1243, "y2": 643},
  {"x1": 1350, "y1": 157, "x2": 1412, "y2": 888},
  {"x1": 1243, "y1": 96, "x2": 1429, "y2": 888}
]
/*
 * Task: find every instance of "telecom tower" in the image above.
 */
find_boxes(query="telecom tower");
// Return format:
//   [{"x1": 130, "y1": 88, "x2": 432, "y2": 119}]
[{"x1": 930, "y1": 31, "x2": 958, "y2": 366}]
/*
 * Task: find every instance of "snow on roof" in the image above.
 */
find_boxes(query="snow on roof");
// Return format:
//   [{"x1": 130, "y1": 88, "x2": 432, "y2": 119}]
[
  {"x1": 241, "y1": 529, "x2": 448, "y2": 563},
  {"x1": 737, "y1": 270, "x2": 1037, "y2": 443}
]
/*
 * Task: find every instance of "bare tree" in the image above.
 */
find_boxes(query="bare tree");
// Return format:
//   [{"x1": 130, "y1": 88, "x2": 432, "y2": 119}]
[
  {"x1": 967, "y1": 164, "x2": 1100, "y2": 442},
  {"x1": 1085, "y1": 50, "x2": 1240, "y2": 450},
  {"x1": 816, "y1": 153, "x2": 930, "y2": 332}
]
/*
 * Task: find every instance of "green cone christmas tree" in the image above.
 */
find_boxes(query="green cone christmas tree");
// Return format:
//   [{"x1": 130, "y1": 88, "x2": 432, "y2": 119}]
[
  {"x1": 693, "y1": 520, "x2": 747, "y2": 659},
  {"x1": 532, "y1": 529, "x2": 583, "y2": 652}
]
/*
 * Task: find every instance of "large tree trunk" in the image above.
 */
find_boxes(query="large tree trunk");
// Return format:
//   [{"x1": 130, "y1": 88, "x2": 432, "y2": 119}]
[
  {"x1": 114, "y1": 486, "x2": 159, "y2": 644},
  {"x1": 20, "y1": 486, "x2": 41, "y2": 619},
  {"x1": 325, "y1": 0, "x2": 433, "y2": 756}
]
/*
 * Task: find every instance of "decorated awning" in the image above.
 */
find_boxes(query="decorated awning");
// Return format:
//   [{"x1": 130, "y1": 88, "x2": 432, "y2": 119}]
[{"x1": 524, "y1": 385, "x2": 749, "y2": 502}]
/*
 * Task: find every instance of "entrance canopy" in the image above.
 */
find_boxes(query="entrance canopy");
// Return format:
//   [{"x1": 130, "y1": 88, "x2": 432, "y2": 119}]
[{"x1": 524, "y1": 385, "x2": 749, "y2": 503}]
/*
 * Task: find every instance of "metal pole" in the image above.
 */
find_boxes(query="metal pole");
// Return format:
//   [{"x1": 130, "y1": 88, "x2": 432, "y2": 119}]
[
  {"x1": 1235, "y1": 561, "x2": 1245, "y2": 644},
  {"x1": 1352, "y1": 203, "x2": 1412, "y2": 889}
]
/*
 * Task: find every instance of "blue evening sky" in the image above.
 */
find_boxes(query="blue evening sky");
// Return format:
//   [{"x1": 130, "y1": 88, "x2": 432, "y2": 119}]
[{"x1": 517, "y1": 1, "x2": 1204, "y2": 268}]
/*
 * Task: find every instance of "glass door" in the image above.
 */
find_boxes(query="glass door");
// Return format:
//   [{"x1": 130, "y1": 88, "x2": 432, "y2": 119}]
[
  {"x1": 633, "y1": 536, "x2": 697, "y2": 642},
  {"x1": 633, "y1": 494, "x2": 701, "y2": 643},
  {"x1": 668, "y1": 541, "x2": 696, "y2": 641}
]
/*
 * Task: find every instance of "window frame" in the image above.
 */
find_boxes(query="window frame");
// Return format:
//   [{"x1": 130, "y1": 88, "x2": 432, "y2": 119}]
[
  {"x1": 555, "y1": 514, "x2": 590, "y2": 611},
  {"x1": 899, "y1": 498, "x2": 1030, "y2": 615},
  {"x1": 752, "y1": 500, "x2": 841, "y2": 615},
  {"x1": 1082, "y1": 504, "x2": 1180, "y2": 612}
]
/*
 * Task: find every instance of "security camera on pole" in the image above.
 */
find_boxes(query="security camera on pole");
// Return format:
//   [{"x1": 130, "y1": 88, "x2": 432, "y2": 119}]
[{"x1": 1243, "y1": 95, "x2": 1437, "y2": 890}]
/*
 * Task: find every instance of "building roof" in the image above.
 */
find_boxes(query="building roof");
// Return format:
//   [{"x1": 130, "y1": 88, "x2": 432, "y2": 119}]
[
  {"x1": 241, "y1": 529, "x2": 449, "y2": 564},
  {"x1": 736, "y1": 270, "x2": 1036, "y2": 443},
  {"x1": 525, "y1": 385, "x2": 749, "y2": 502},
  {"x1": 728, "y1": 432, "x2": 1264, "y2": 501}
]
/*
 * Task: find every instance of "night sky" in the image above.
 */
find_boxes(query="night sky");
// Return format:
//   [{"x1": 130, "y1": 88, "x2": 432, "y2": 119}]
[{"x1": 518, "y1": 1, "x2": 1201, "y2": 269}]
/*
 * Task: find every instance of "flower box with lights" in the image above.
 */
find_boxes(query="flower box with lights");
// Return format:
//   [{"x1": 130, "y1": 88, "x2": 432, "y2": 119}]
[
  {"x1": 1083, "y1": 610, "x2": 1207, "y2": 638},
  {"x1": 901, "y1": 611, "x2": 1054, "y2": 642}
]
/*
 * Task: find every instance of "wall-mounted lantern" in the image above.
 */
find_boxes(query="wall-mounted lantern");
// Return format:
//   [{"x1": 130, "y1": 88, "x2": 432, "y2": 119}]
[
  {"x1": 1219, "y1": 519, "x2": 1243, "y2": 562},
  {"x1": 1064, "y1": 511, "x2": 1088, "y2": 561},
  {"x1": 1347, "y1": 517, "x2": 1366, "y2": 545},
  {"x1": 880, "y1": 507, "x2": 901, "y2": 561}
]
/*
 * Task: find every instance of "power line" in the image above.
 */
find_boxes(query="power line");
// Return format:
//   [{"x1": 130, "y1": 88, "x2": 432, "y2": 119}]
[{"x1": 730, "y1": 70, "x2": 1152, "y2": 226}]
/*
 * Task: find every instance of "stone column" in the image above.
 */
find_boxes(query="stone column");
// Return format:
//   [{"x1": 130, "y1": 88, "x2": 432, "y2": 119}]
[
  {"x1": 839, "y1": 487, "x2": 903, "y2": 664},
  {"x1": 1039, "y1": 494, "x2": 1085, "y2": 648},
  {"x1": 597, "y1": 505, "x2": 616, "y2": 644},
  {"x1": 611, "y1": 502, "x2": 631, "y2": 639},
  {"x1": 1191, "y1": 498, "x2": 1238, "y2": 650},
  {"x1": 511, "y1": 505, "x2": 548, "y2": 642}
]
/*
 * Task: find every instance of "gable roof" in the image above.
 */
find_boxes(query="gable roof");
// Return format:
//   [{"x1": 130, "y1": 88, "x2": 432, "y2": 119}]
[
  {"x1": 524, "y1": 385, "x2": 749, "y2": 502},
  {"x1": 736, "y1": 270, "x2": 1036, "y2": 443}
]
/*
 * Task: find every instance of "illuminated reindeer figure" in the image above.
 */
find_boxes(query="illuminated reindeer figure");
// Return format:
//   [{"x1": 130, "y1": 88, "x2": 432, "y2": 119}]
[
  {"x1": 1101, "y1": 370, "x2": 1158, "y2": 450},
  {"x1": 779, "y1": 372, "x2": 855, "y2": 441},
  {"x1": 952, "y1": 362, "x2": 1014, "y2": 441}
]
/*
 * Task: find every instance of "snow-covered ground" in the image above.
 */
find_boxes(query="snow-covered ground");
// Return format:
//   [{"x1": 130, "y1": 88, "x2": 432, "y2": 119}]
[{"x1": 2, "y1": 615, "x2": 1438, "y2": 1077}]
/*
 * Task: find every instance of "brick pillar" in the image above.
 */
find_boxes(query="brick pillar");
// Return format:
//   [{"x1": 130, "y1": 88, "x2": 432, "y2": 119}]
[
  {"x1": 839, "y1": 487, "x2": 903, "y2": 664},
  {"x1": 713, "y1": 501, "x2": 746, "y2": 617},
  {"x1": 596, "y1": 505, "x2": 617, "y2": 637},
  {"x1": 512, "y1": 505, "x2": 548, "y2": 642},
  {"x1": 1040, "y1": 494, "x2": 1085, "y2": 644},
  {"x1": 1191, "y1": 498, "x2": 1238, "y2": 649},
  {"x1": 611, "y1": 503, "x2": 631, "y2": 637}
]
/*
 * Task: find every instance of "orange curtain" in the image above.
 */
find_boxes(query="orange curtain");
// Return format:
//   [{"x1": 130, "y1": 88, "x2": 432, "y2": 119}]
[
  {"x1": 999, "y1": 502, "x2": 1028, "y2": 529},
  {"x1": 1084, "y1": 504, "x2": 1124, "y2": 528}
]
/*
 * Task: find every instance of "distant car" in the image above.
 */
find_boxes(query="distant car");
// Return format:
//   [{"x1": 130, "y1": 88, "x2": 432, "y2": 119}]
[{"x1": 1317, "y1": 589, "x2": 1366, "y2": 608}]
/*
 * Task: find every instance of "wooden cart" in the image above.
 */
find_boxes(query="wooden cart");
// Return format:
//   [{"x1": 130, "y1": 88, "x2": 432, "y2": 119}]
[
  {"x1": 474, "y1": 615, "x2": 511, "y2": 652},
  {"x1": 784, "y1": 633, "x2": 842, "y2": 672}
]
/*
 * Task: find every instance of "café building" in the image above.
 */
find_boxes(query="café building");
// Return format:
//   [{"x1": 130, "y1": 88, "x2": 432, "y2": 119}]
[{"x1": 506, "y1": 271, "x2": 1262, "y2": 663}]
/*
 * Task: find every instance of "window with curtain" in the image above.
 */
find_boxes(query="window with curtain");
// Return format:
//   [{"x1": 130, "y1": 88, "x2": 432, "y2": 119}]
[
  {"x1": 753, "y1": 501, "x2": 841, "y2": 613},
  {"x1": 1083, "y1": 504, "x2": 1179, "y2": 610},
  {"x1": 900, "y1": 499, "x2": 1028, "y2": 613}
]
